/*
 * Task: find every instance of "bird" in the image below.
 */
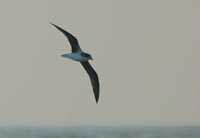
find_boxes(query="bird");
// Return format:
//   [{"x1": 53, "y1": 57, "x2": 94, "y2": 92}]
[{"x1": 51, "y1": 23, "x2": 100, "y2": 103}]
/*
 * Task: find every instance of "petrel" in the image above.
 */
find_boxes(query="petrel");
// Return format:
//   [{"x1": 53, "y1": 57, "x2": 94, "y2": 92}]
[{"x1": 51, "y1": 23, "x2": 100, "y2": 103}]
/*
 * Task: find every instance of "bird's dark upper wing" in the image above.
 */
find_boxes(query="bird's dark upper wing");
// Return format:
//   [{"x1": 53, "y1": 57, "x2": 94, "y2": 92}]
[
  {"x1": 81, "y1": 61, "x2": 100, "y2": 103},
  {"x1": 51, "y1": 23, "x2": 81, "y2": 52}
]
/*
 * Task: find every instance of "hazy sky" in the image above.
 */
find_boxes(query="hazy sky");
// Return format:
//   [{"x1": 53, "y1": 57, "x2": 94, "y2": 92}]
[{"x1": 0, "y1": 0, "x2": 200, "y2": 126}]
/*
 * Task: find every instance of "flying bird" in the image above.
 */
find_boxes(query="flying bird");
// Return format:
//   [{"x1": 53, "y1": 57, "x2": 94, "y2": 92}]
[{"x1": 51, "y1": 23, "x2": 100, "y2": 103}]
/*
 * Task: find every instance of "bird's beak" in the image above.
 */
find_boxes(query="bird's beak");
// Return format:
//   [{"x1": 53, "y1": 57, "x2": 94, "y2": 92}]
[{"x1": 90, "y1": 57, "x2": 93, "y2": 60}]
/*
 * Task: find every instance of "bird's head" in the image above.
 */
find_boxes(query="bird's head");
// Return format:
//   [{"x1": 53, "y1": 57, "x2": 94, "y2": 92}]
[
  {"x1": 81, "y1": 52, "x2": 93, "y2": 60},
  {"x1": 88, "y1": 54, "x2": 93, "y2": 60}
]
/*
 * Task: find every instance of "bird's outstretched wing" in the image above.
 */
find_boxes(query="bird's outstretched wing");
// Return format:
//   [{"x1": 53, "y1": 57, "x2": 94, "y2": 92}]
[
  {"x1": 81, "y1": 61, "x2": 100, "y2": 103},
  {"x1": 51, "y1": 23, "x2": 82, "y2": 52}
]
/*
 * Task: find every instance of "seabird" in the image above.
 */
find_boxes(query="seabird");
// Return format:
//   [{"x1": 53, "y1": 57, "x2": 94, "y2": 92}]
[{"x1": 51, "y1": 23, "x2": 100, "y2": 103}]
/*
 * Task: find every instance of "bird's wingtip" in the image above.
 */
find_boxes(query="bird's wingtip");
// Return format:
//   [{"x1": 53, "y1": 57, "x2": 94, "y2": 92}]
[
  {"x1": 95, "y1": 95, "x2": 99, "y2": 103},
  {"x1": 50, "y1": 22, "x2": 55, "y2": 26}
]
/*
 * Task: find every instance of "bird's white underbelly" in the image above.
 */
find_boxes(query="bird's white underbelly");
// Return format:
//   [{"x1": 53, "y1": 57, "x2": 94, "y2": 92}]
[{"x1": 63, "y1": 53, "x2": 88, "y2": 62}]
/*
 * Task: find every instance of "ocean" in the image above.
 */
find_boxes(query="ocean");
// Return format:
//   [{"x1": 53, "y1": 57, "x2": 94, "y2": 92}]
[{"x1": 0, "y1": 126, "x2": 199, "y2": 138}]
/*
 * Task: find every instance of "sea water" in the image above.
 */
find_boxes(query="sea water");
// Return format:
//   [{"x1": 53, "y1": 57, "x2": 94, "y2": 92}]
[{"x1": 0, "y1": 126, "x2": 199, "y2": 138}]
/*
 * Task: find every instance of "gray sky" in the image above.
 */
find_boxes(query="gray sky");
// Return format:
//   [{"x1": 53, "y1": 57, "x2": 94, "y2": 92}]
[{"x1": 0, "y1": 0, "x2": 200, "y2": 126}]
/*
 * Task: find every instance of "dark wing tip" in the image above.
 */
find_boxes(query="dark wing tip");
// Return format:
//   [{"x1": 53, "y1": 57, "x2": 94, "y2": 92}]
[
  {"x1": 95, "y1": 90, "x2": 99, "y2": 103},
  {"x1": 50, "y1": 22, "x2": 56, "y2": 27},
  {"x1": 94, "y1": 77, "x2": 100, "y2": 103},
  {"x1": 50, "y1": 22, "x2": 63, "y2": 32},
  {"x1": 50, "y1": 22, "x2": 80, "y2": 53},
  {"x1": 81, "y1": 62, "x2": 100, "y2": 103},
  {"x1": 50, "y1": 22, "x2": 54, "y2": 26}
]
